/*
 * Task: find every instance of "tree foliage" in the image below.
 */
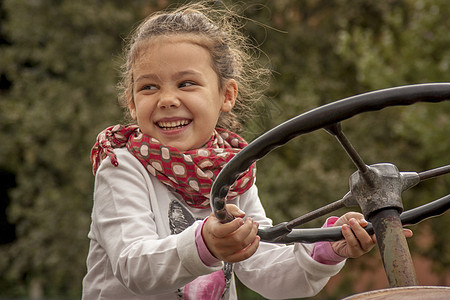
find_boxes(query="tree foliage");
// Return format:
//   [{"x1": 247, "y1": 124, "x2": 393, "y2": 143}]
[
  {"x1": 0, "y1": 0, "x2": 448, "y2": 298},
  {"x1": 0, "y1": 0, "x2": 152, "y2": 296}
]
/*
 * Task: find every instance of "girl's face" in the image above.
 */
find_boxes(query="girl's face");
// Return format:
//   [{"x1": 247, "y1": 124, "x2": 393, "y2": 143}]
[{"x1": 129, "y1": 37, "x2": 237, "y2": 151}]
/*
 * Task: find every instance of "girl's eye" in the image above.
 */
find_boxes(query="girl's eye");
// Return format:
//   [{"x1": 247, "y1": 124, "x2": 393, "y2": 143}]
[
  {"x1": 179, "y1": 81, "x2": 195, "y2": 88},
  {"x1": 141, "y1": 84, "x2": 158, "y2": 91}
]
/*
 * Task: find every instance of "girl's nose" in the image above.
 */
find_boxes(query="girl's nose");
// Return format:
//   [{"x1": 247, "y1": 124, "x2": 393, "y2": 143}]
[{"x1": 158, "y1": 90, "x2": 181, "y2": 109}]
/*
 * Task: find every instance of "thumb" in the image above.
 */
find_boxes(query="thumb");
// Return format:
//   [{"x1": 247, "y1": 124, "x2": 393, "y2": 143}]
[{"x1": 225, "y1": 204, "x2": 246, "y2": 218}]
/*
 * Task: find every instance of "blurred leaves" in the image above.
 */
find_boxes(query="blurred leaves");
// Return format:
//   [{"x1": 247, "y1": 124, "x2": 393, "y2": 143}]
[{"x1": 0, "y1": 0, "x2": 148, "y2": 296}]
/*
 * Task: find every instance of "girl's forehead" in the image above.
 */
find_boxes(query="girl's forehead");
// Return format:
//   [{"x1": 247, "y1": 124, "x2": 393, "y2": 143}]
[
  {"x1": 131, "y1": 36, "x2": 219, "y2": 79},
  {"x1": 135, "y1": 34, "x2": 211, "y2": 55},
  {"x1": 132, "y1": 35, "x2": 214, "y2": 67}
]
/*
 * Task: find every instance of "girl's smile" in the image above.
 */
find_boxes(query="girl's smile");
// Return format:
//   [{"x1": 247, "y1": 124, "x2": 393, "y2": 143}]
[
  {"x1": 157, "y1": 119, "x2": 191, "y2": 131},
  {"x1": 129, "y1": 36, "x2": 237, "y2": 152}
]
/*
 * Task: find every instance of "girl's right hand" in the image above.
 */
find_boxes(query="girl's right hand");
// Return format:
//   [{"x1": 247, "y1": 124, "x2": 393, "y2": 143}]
[{"x1": 202, "y1": 204, "x2": 260, "y2": 263}]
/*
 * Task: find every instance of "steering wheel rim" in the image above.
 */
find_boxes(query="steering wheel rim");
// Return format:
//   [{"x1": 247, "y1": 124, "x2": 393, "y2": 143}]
[{"x1": 210, "y1": 83, "x2": 450, "y2": 229}]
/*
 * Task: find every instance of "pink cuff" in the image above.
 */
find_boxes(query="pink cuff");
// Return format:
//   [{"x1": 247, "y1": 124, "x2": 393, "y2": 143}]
[
  {"x1": 311, "y1": 216, "x2": 346, "y2": 265},
  {"x1": 195, "y1": 218, "x2": 221, "y2": 266}
]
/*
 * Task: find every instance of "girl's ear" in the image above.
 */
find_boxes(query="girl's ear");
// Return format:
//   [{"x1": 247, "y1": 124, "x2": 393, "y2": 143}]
[
  {"x1": 129, "y1": 104, "x2": 137, "y2": 120},
  {"x1": 127, "y1": 90, "x2": 137, "y2": 120},
  {"x1": 221, "y1": 79, "x2": 237, "y2": 112}
]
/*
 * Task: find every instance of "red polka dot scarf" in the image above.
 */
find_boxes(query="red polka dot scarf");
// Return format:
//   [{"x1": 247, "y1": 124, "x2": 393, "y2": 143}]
[{"x1": 91, "y1": 124, "x2": 256, "y2": 209}]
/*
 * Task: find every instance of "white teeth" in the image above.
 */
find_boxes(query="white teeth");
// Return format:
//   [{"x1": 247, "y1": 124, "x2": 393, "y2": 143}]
[{"x1": 157, "y1": 119, "x2": 190, "y2": 130}]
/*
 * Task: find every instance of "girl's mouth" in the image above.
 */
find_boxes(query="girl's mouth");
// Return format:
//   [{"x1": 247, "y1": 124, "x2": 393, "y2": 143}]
[{"x1": 156, "y1": 119, "x2": 191, "y2": 131}]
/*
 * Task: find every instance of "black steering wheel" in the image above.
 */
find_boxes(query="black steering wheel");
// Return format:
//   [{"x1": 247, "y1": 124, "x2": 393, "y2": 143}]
[
  {"x1": 210, "y1": 82, "x2": 450, "y2": 300},
  {"x1": 210, "y1": 83, "x2": 450, "y2": 243}
]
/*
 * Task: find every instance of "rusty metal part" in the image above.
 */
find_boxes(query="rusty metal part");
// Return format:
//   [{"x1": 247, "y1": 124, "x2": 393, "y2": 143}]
[
  {"x1": 343, "y1": 286, "x2": 450, "y2": 300},
  {"x1": 348, "y1": 163, "x2": 418, "y2": 287},
  {"x1": 350, "y1": 164, "x2": 405, "y2": 219},
  {"x1": 369, "y1": 208, "x2": 418, "y2": 287}
]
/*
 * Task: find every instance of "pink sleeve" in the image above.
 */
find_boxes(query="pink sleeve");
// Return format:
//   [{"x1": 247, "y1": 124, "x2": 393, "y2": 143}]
[
  {"x1": 195, "y1": 217, "x2": 221, "y2": 266},
  {"x1": 310, "y1": 216, "x2": 346, "y2": 265}
]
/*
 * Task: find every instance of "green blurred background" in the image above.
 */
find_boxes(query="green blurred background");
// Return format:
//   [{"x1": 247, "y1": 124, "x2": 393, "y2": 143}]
[{"x1": 0, "y1": 0, "x2": 449, "y2": 298}]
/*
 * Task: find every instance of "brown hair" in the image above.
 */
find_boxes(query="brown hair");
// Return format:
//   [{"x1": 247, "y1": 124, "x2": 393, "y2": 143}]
[{"x1": 118, "y1": 1, "x2": 270, "y2": 132}]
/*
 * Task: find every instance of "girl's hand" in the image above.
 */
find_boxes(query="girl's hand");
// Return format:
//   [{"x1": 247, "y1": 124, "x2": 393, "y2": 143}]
[
  {"x1": 202, "y1": 204, "x2": 260, "y2": 263},
  {"x1": 331, "y1": 212, "x2": 413, "y2": 259},
  {"x1": 331, "y1": 212, "x2": 375, "y2": 259}
]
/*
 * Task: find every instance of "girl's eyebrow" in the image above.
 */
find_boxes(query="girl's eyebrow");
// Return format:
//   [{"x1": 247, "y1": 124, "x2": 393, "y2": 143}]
[
  {"x1": 134, "y1": 70, "x2": 202, "y2": 84},
  {"x1": 172, "y1": 70, "x2": 202, "y2": 80},
  {"x1": 135, "y1": 74, "x2": 158, "y2": 84}
]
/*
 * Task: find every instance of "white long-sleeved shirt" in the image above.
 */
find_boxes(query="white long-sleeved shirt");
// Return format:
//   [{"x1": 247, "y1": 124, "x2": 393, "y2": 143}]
[{"x1": 82, "y1": 148, "x2": 345, "y2": 299}]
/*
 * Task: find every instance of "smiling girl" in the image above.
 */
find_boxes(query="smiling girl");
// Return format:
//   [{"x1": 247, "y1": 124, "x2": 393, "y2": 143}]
[
  {"x1": 82, "y1": 3, "x2": 380, "y2": 299},
  {"x1": 130, "y1": 37, "x2": 237, "y2": 152}
]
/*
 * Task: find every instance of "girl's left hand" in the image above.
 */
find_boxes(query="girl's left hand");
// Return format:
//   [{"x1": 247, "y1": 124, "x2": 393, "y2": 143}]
[
  {"x1": 331, "y1": 212, "x2": 376, "y2": 258},
  {"x1": 331, "y1": 212, "x2": 413, "y2": 259},
  {"x1": 331, "y1": 212, "x2": 375, "y2": 258}
]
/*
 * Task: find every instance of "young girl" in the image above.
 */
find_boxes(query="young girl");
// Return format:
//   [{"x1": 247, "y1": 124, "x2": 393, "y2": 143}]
[{"x1": 82, "y1": 3, "x2": 382, "y2": 299}]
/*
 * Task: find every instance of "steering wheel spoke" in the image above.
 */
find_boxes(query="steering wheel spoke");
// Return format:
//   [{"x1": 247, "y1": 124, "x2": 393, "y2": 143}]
[{"x1": 324, "y1": 123, "x2": 373, "y2": 185}]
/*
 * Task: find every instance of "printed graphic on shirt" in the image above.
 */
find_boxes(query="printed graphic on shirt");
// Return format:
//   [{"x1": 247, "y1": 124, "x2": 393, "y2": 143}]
[
  {"x1": 168, "y1": 198, "x2": 197, "y2": 235},
  {"x1": 168, "y1": 199, "x2": 233, "y2": 300}
]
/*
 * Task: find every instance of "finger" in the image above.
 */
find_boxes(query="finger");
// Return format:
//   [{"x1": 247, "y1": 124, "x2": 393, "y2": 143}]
[
  {"x1": 226, "y1": 204, "x2": 246, "y2": 218},
  {"x1": 357, "y1": 218, "x2": 368, "y2": 227},
  {"x1": 225, "y1": 235, "x2": 260, "y2": 263},
  {"x1": 334, "y1": 212, "x2": 365, "y2": 226},
  {"x1": 237, "y1": 219, "x2": 259, "y2": 249},
  {"x1": 212, "y1": 218, "x2": 259, "y2": 260},
  {"x1": 348, "y1": 218, "x2": 375, "y2": 252},
  {"x1": 346, "y1": 212, "x2": 365, "y2": 221},
  {"x1": 209, "y1": 215, "x2": 245, "y2": 238},
  {"x1": 222, "y1": 218, "x2": 258, "y2": 251},
  {"x1": 372, "y1": 234, "x2": 377, "y2": 244},
  {"x1": 403, "y1": 228, "x2": 413, "y2": 238},
  {"x1": 341, "y1": 224, "x2": 363, "y2": 257}
]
